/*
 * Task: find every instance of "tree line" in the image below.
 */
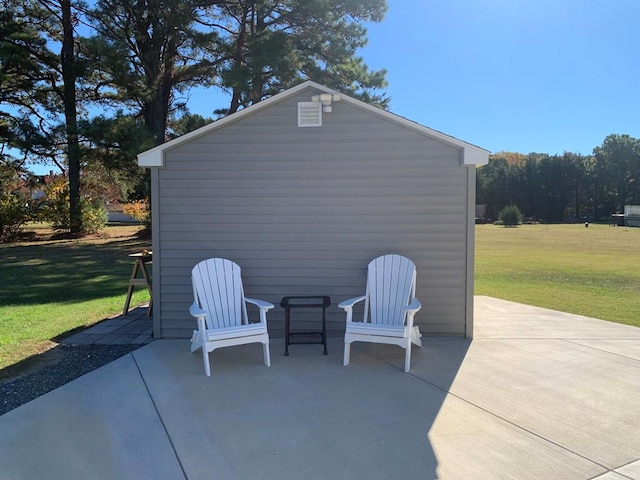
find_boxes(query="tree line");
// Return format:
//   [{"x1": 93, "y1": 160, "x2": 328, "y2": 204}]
[
  {"x1": 0, "y1": 0, "x2": 388, "y2": 234},
  {"x1": 477, "y1": 134, "x2": 640, "y2": 223}
]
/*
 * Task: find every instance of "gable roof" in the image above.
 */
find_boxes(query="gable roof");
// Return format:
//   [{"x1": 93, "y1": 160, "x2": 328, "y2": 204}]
[{"x1": 138, "y1": 81, "x2": 489, "y2": 167}]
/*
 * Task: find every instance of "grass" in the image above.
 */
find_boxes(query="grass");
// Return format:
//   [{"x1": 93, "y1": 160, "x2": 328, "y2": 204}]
[
  {"x1": 475, "y1": 223, "x2": 640, "y2": 327},
  {"x1": 0, "y1": 224, "x2": 151, "y2": 370}
]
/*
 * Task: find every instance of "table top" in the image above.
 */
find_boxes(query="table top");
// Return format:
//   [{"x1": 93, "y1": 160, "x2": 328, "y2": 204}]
[
  {"x1": 280, "y1": 296, "x2": 331, "y2": 308},
  {"x1": 129, "y1": 251, "x2": 152, "y2": 261}
]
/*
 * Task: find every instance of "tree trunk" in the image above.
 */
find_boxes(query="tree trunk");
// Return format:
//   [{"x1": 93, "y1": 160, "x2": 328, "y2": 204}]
[
  {"x1": 228, "y1": 3, "x2": 250, "y2": 115},
  {"x1": 143, "y1": 91, "x2": 170, "y2": 146},
  {"x1": 251, "y1": 7, "x2": 264, "y2": 105},
  {"x1": 229, "y1": 89, "x2": 242, "y2": 114},
  {"x1": 61, "y1": 0, "x2": 82, "y2": 234}
]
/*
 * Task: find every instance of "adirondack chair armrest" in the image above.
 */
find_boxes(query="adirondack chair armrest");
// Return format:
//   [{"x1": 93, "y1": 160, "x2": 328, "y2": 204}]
[
  {"x1": 339, "y1": 295, "x2": 367, "y2": 324},
  {"x1": 400, "y1": 299, "x2": 422, "y2": 332},
  {"x1": 404, "y1": 298, "x2": 422, "y2": 315},
  {"x1": 244, "y1": 297, "x2": 275, "y2": 311},
  {"x1": 338, "y1": 296, "x2": 367, "y2": 310},
  {"x1": 189, "y1": 302, "x2": 208, "y2": 334},
  {"x1": 189, "y1": 302, "x2": 207, "y2": 320},
  {"x1": 245, "y1": 297, "x2": 274, "y2": 325}
]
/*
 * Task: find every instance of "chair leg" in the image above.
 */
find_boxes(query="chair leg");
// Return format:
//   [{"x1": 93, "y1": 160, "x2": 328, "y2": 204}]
[
  {"x1": 404, "y1": 341, "x2": 412, "y2": 373},
  {"x1": 202, "y1": 348, "x2": 211, "y2": 377},
  {"x1": 263, "y1": 342, "x2": 271, "y2": 367},
  {"x1": 343, "y1": 341, "x2": 351, "y2": 366}
]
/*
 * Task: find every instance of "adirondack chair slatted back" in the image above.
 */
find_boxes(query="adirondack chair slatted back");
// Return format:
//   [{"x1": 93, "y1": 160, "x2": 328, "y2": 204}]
[
  {"x1": 365, "y1": 254, "x2": 416, "y2": 326},
  {"x1": 192, "y1": 258, "x2": 248, "y2": 329}
]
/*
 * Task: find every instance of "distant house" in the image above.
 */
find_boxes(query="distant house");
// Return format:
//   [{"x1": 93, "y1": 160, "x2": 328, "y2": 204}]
[{"x1": 137, "y1": 81, "x2": 489, "y2": 340}]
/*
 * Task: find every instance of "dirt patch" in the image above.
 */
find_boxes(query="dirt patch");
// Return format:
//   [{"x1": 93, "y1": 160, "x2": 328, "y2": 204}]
[{"x1": 0, "y1": 342, "x2": 63, "y2": 384}]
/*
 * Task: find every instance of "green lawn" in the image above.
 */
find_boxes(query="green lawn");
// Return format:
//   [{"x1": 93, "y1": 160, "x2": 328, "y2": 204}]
[
  {"x1": 0, "y1": 225, "x2": 151, "y2": 370},
  {"x1": 475, "y1": 223, "x2": 640, "y2": 327}
]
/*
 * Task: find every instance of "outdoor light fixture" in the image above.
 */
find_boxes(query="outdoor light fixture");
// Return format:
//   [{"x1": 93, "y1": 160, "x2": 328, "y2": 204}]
[
  {"x1": 311, "y1": 93, "x2": 341, "y2": 113},
  {"x1": 298, "y1": 92, "x2": 341, "y2": 127}
]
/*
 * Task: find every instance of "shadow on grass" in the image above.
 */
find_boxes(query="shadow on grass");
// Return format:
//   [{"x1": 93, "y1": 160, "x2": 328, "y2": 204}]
[{"x1": 0, "y1": 236, "x2": 151, "y2": 307}]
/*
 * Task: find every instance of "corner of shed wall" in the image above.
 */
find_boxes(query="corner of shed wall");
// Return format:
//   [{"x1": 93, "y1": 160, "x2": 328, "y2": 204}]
[
  {"x1": 150, "y1": 167, "x2": 162, "y2": 339},
  {"x1": 464, "y1": 163, "x2": 477, "y2": 338}
]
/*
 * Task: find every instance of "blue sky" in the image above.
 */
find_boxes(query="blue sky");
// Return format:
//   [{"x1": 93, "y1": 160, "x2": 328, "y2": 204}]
[
  {"x1": 355, "y1": 0, "x2": 640, "y2": 155},
  {"x1": 186, "y1": 0, "x2": 638, "y2": 157}
]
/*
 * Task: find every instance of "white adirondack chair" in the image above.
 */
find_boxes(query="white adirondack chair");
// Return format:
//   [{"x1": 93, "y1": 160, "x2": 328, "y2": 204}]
[
  {"x1": 189, "y1": 258, "x2": 274, "y2": 376},
  {"x1": 339, "y1": 254, "x2": 422, "y2": 373}
]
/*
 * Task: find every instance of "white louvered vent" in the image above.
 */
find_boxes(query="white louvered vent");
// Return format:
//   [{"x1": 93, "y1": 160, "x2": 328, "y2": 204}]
[{"x1": 297, "y1": 102, "x2": 322, "y2": 127}]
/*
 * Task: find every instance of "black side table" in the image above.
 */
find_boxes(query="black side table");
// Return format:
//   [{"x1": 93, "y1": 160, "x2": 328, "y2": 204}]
[{"x1": 280, "y1": 296, "x2": 330, "y2": 356}]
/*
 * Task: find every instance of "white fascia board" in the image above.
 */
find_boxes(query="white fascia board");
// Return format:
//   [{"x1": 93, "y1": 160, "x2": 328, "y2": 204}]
[
  {"x1": 137, "y1": 147, "x2": 164, "y2": 167},
  {"x1": 463, "y1": 146, "x2": 490, "y2": 166}
]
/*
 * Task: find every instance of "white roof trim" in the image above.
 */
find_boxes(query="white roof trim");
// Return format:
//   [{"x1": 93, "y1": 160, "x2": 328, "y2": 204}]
[
  {"x1": 137, "y1": 80, "x2": 489, "y2": 167},
  {"x1": 463, "y1": 146, "x2": 490, "y2": 166}
]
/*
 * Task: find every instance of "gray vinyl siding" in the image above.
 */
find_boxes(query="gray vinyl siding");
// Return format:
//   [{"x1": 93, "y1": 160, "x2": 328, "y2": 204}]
[{"x1": 154, "y1": 88, "x2": 472, "y2": 339}]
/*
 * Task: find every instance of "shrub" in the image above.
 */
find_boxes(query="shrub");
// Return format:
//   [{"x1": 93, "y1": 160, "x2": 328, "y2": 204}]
[
  {"x1": 499, "y1": 205, "x2": 523, "y2": 227},
  {"x1": 122, "y1": 200, "x2": 150, "y2": 228},
  {"x1": 80, "y1": 200, "x2": 108, "y2": 234},
  {"x1": 0, "y1": 190, "x2": 29, "y2": 242},
  {"x1": 0, "y1": 165, "x2": 35, "y2": 242},
  {"x1": 42, "y1": 175, "x2": 107, "y2": 234},
  {"x1": 42, "y1": 175, "x2": 70, "y2": 230}
]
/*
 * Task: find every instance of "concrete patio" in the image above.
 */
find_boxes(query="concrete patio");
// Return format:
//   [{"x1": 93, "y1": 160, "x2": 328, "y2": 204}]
[{"x1": 1, "y1": 296, "x2": 639, "y2": 480}]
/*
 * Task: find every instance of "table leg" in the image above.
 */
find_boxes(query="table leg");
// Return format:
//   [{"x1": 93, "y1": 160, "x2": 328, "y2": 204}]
[
  {"x1": 322, "y1": 306, "x2": 328, "y2": 355},
  {"x1": 284, "y1": 307, "x2": 290, "y2": 356},
  {"x1": 123, "y1": 260, "x2": 140, "y2": 315}
]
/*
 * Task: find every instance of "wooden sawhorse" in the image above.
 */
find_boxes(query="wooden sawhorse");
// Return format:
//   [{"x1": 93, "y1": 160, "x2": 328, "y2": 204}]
[{"x1": 123, "y1": 251, "x2": 152, "y2": 316}]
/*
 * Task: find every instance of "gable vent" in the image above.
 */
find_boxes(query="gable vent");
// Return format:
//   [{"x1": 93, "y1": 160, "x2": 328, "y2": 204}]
[{"x1": 297, "y1": 102, "x2": 322, "y2": 127}]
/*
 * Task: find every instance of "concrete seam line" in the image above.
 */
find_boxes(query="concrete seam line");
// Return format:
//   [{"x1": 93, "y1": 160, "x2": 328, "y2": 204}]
[{"x1": 131, "y1": 351, "x2": 189, "y2": 480}]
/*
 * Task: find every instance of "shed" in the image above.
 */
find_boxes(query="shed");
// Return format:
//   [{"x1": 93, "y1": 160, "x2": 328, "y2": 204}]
[{"x1": 138, "y1": 81, "x2": 489, "y2": 340}]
